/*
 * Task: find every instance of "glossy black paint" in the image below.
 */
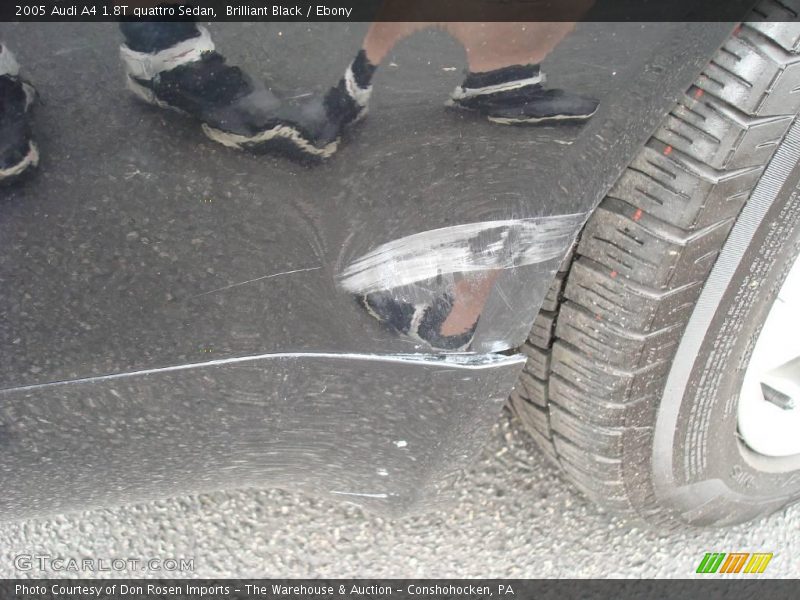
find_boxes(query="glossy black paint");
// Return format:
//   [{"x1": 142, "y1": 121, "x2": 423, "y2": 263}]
[
  {"x1": 0, "y1": 22, "x2": 734, "y2": 517},
  {"x1": 0, "y1": 353, "x2": 524, "y2": 520}
]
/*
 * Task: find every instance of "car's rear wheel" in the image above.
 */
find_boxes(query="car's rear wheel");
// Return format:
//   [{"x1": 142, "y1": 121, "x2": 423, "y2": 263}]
[{"x1": 509, "y1": 6, "x2": 800, "y2": 527}]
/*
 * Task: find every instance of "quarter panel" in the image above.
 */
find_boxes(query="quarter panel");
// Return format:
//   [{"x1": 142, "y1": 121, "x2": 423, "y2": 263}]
[{"x1": 0, "y1": 21, "x2": 739, "y2": 515}]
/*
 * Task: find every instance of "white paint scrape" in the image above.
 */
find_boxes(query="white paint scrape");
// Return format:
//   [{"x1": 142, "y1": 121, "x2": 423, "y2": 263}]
[{"x1": 338, "y1": 213, "x2": 585, "y2": 293}]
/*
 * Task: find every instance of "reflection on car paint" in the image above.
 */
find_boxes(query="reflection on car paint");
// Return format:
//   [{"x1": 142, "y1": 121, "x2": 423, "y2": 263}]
[{"x1": 339, "y1": 213, "x2": 586, "y2": 350}]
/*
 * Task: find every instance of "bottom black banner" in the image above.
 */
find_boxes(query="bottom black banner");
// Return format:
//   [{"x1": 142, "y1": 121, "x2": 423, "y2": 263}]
[{"x1": 0, "y1": 580, "x2": 797, "y2": 600}]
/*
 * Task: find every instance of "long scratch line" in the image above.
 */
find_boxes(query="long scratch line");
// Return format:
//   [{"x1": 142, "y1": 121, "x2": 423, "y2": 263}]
[{"x1": 190, "y1": 266, "x2": 321, "y2": 299}]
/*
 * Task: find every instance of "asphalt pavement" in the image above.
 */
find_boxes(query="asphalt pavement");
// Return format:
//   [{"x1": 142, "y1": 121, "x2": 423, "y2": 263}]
[{"x1": 1, "y1": 410, "x2": 798, "y2": 579}]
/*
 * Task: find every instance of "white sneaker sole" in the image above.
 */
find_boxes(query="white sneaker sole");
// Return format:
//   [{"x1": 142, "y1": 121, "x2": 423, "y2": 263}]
[
  {"x1": 127, "y1": 72, "x2": 340, "y2": 159},
  {"x1": 447, "y1": 98, "x2": 598, "y2": 124},
  {"x1": 488, "y1": 107, "x2": 598, "y2": 125},
  {"x1": 1, "y1": 141, "x2": 39, "y2": 182},
  {"x1": 202, "y1": 123, "x2": 339, "y2": 158}
]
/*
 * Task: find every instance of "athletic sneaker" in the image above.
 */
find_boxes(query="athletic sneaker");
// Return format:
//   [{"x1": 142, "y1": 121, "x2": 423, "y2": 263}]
[
  {"x1": 122, "y1": 27, "x2": 376, "y2": 160},
  {"x1": 202, "y1": 50, "x2": 376, "y2": 160},
  {"x1": 0, "y1": 45, "x2": 38, "y2": 186},
  {"x1": 359, "y1": 290, "x2": 477, "y2": 351},
  {"x1": 447, "y1": 63, "x2": 599, "y2": 124},
  {"x1": 121, "y1": 26, "x2": 284, "y2": 149},
  {"x1": 202, "y1": 86, "x2": 344, "y2": 160}
]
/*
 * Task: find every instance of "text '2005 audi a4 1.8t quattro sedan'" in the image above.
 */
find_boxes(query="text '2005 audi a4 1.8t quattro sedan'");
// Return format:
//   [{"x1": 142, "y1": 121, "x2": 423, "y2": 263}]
[{"x1": 2, "y1": 0, "x2": 800, "y2": 530}]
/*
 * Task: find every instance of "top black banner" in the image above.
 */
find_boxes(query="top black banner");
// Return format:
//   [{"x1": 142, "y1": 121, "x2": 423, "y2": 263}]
[{"x1": 3, "y1": 0, "x2": 794, "y2": 23}]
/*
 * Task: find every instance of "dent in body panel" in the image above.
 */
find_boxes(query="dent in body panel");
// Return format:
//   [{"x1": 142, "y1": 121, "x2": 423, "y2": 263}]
[
  {"x1": 338, "y1": 213, "x2": 586, "y2": 351},
  {"x1": 339, "y1": 213, "x2": 586, "y2": 293},
  {"x1": 0, "y1": 351, "x2": 525, "y2": 519}
]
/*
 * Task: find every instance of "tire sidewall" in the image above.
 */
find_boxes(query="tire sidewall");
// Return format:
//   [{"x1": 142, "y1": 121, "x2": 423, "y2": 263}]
[{"x1": 653, "y1": 153, "x2": 800, "y2": 525}]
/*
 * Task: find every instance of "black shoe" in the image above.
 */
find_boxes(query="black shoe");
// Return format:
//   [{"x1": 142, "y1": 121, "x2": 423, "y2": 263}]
[
  {"x1": 0, "y1": 46, "x2": 38, "y2": 186},
  {"x1": 448, "y1": 63, "x2": 598, "y2": 125},
  {"x1": 202, "y1": 49, "x2": 376, "y2": 160},
  {"x1": 121, "y1": 26, "x2": 283, "y2": 150},
  {"x1": 359, "y1": 290, "x2": 478, "y2": 351},
  {"x1": 202, "y1": 89, "x2": 343, "y2": 160}
]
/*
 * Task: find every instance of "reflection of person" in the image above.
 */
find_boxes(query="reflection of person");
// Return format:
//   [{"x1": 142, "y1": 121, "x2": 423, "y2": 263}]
[
  {"x1": 3, "y1": 6, "x2": 600, "y2": 183},
  {"x1": 1, "y1": 16, "x2": 287, "y2": 184},
  {"x1": 359, "y1": 21, "x2": 599, "y2": 124},
  {"x1": 360, "y1": 272, "x2": 501, "y2": 350},
  {"x1": 0, "y1": 44, "x2": 37, "y2": 185},
  {"x1": 215, "y1": 18, "x2": 600, "y2": 160},
  {"x1": 348, "y1": 17, "x2": 596, "y2": 350}
]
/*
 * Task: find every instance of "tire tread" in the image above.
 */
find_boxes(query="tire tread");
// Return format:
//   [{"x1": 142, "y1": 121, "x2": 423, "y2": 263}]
[{"x1": 509, "y1": 8, "x2": 800, "y2": 525}]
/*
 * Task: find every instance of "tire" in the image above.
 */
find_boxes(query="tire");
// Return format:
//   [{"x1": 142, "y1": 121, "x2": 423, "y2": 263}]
[{"x1": 509, "y1": 4, "x2": 800, "y2": 528}]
